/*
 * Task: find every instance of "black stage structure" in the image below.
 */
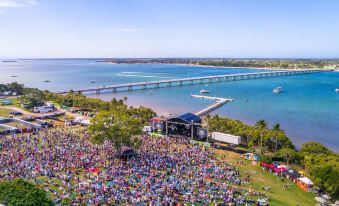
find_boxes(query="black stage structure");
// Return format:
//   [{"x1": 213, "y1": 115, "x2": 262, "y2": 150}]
[{"x1": 150, "y1": 113, "x2": 208, "y2": 140}]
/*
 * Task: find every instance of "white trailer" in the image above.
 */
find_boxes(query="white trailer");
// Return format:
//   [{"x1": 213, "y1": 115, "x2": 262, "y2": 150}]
[
  {"x1": 211, "y1": 132, "x2": 241, "y2": 145},
  {"x1": 33, "y1": 106, "x2": 54, "y2": 113}
]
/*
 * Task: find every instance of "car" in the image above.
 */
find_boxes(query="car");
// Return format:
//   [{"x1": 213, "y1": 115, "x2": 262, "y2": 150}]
[{"x1": 9, "y1": 111, "x2": 23, "y2": 116}]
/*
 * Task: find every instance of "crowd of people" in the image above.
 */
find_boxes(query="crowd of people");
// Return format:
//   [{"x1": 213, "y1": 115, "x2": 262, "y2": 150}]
[{"x1": 0, "y1": 126, "x2": 269, "y2": 205}]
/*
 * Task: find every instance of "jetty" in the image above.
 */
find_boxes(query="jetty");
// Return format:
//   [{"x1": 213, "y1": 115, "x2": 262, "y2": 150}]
[
  {"x1": 55, "y1": 69, "x2": 323, "y2": 94},
  {"x1": 191, "y1": 94, "x2": 234, "y2": 116}
]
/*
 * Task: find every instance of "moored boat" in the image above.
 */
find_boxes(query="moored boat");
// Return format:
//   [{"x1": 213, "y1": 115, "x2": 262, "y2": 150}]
[
  {"x1": 273, "y1": 87, "x2": 283, "y2": 93},
  {"x1": 200, "y1": 89, "x2": 210, "y2": 94}
]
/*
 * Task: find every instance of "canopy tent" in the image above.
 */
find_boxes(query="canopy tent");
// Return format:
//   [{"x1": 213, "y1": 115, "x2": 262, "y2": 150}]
[
  {"x1": 282, "y1": 169, "x2": 300, "y2": 178},
  {"x1": 267, "y1": 164, "x2": 276, "y2": 170},
  {"x1": 277, "y1": 165, "x2": 288, "y2": 169},
  {"x1": 298, "y1": 177, "x2": 313, "y2": 186},
  {"x1": 275, "y1": 167, "x2": 286, "y2": 173},
  {"x1": 260, "y1": 162, "x2": 269, "y2": 167}
]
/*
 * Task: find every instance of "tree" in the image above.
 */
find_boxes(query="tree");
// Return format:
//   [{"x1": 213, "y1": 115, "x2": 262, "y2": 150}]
[
  {"x1": 88, "y1": 110, "x2": 143, "y2": 156},
  {"x1": 255, "y1": 120, "x2": 268, "y2": 154},
  {"x1": 276, "y1": 148, "x2": 298, "y2": 165},
  {"x1": 0, "y1": 179, "x2": 53, "y2": 206},
  {"x1": 18, "y1": 89, "x2": 46, "y2": 109},
  {"x1": 270, "y1": 124, "x2": 284, "y2": 152},
  {"x1": 7, "y1": 82, "x2": 24, "y2": 95},
  {"x1": 300, "y1": 141, "x2": 331, "y2": 155}
]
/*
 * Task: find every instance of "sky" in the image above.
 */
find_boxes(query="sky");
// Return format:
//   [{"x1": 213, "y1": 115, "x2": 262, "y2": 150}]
[{"x1": 0, "y1": 0, "x2": 339, "y2": 58}]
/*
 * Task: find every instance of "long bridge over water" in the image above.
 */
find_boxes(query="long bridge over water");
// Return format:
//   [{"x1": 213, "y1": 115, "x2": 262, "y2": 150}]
[{"x1": 56, "y1": 69, "x2": 324, "y2": 94}]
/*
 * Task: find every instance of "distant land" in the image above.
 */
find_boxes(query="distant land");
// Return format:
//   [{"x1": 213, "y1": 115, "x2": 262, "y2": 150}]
[
  {"x1": 93, "y1": 58, "x2": 339, "y2": 70},
  {"x1": 2, "y1": 58, "x2": 339, "y2": 70}
]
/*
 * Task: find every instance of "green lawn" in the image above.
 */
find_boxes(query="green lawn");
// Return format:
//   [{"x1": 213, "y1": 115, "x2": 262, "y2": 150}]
[
  {"x1": 0, "y1": 108, "x2": 14, "y2": 117},
  {"x1": 215, "y1": 149, "x2": 317, "y2": 206}
]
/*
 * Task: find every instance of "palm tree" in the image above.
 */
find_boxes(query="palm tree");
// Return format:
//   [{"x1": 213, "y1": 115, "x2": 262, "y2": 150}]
[
  {"x1": 255, "y1": 120, "x2": 268, "y2": 154},
  {"x1": 272, "y1": 123, "x2": 284, "y2": 152}
]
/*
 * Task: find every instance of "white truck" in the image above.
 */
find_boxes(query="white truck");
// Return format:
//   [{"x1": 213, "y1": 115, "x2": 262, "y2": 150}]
[{"x1": 211, "y1": 132, "x2": 241, "y2": 145}]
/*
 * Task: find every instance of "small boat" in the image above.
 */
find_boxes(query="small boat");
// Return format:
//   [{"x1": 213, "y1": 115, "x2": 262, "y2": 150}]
[
  {"x1": 148, "y1": 91, "x2": 154, "y2": 95},
  {"x1": 336, "y1": 88, "x2": 339, "y2": 92},
  {"x1": 200, "y1": 89, "x2": 210, "y2": 94},
  {"x1": 273, "y1": 87, "x2": 283, "y2": 94},
  {"x1": 11, "y1": 75, "x2": 18, "y2": 78},
  {"x1": 90, "y1": 80, "x2": 96, "y2": 83},
  {"x1": 44, "y1": 80, "x2": 51, "y2": 83}
]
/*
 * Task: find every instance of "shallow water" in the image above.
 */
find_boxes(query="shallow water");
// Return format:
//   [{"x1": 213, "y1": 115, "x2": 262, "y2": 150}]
[{"x1": 1, "y1": 60, "x2": 338, "y2": 151}]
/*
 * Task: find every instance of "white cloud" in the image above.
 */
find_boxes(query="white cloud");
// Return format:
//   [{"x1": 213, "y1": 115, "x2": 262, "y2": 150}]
[
  {"x1": 0, "y1": 0, "x2": 37, "y2": 8},
  {"x1": 108, "y1": 28, "x2": 152, "y2": 33}
]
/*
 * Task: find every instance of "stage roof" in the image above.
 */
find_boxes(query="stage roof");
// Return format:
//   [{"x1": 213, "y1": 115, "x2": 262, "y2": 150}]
[{"x1": 169, "y1": 113, "x2": 201, "y2": 124}]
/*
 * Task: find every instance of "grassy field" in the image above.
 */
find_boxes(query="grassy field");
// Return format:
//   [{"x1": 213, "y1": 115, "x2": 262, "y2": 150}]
[
  {"x1": 214, "y1": 149, "x2": 317, "y2": 206},
  {"x1": 0, "y1": 108, "x2": 15, "y2": 117}
]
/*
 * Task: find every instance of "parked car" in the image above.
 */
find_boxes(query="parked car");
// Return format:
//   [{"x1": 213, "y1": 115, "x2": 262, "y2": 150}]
[
  {"x1": 24, "y1": 116, "x2": 36, "y2": 121},
  {"x1": 9, "y1": 111, "x2": 23, "y2": 116}
]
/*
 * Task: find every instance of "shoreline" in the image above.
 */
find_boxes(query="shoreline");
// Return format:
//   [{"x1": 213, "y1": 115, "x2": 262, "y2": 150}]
[{"x1": 102, "y1": 62, "x2": 337, "y2": 72}]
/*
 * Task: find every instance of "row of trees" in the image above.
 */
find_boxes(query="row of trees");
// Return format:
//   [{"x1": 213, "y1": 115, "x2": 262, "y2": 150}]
[
  {"x1": 206, "y1": 114, "x2": 338, "y2": 198},
  {"x1": 206, "y1": 115, "x2": 294, "y2": 153},
  {"x1": 100, "y1": 58, "x2": 339, "y2": 70},
  {"x1": 193, "y1": 59, "x2": 338, "y2": 69},
  {"x1": 45, "y1": 92, "x2": 155, "y2": 124},
  {"x1": 0, "y1": 82, "x2": 25, "y2": 95}
]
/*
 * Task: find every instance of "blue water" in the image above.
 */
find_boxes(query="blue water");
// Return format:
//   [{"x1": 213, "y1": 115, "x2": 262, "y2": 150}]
[{"x1": 1, "y1": 60, "x2": 338, "y2": 152}]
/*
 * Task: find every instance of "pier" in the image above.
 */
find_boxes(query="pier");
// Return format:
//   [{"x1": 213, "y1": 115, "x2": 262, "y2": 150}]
[
  {"x1": 191, "y1": 94, "x2": 234, "y2": 116},
  {"x1": 55, "y1": 69, "x2": 323, "y2": 94}
]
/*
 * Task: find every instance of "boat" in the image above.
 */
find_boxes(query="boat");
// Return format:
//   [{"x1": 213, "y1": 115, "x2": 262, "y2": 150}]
[
  {"x1": 44, "y1": 80, "x2": 51, "y2": 83},
  {"x1": 148, "y1": 91, "x2": 154, "y2": 95},
  {"x1": 11, "y1": 75, "x2": 18, "y2": 78},
  {"x1": 200, "y1": 89, "x2": 210, "y2": 94},
  {"x1": 273, "y1": 87, "x2": 283, "y2": 94},
  {"x1": 90, "y1": 80, "x2": 96, "y2": 83},
  {"x1": 336, "y1": 88, "x2": 339, "y2": 92},
  {"x1": 2, "y1": 60, "x2": 17, "y2": 62}
]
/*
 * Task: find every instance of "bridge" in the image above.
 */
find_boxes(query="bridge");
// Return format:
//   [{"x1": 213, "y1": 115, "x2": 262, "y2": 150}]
[{"x1": 55, "y1": 69, "x2": 323, "y2": 94}]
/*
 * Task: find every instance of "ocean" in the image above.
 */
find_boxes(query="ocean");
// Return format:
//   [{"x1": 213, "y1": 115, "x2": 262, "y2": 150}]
[{"x1": 1, "y1": 59, "x2": 338, "y2": 151}]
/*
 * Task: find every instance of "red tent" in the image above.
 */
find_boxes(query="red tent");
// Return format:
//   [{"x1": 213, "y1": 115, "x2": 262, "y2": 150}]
[
  {"x1": 275, "y1": 167, "x2": 286, "y2": 173},
  {"x1": 260, "y1": 162, "x2": 269, "y2": 167},
  {"x1": 267, "y1": 164, "x2": 276, "y2": 170}
]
